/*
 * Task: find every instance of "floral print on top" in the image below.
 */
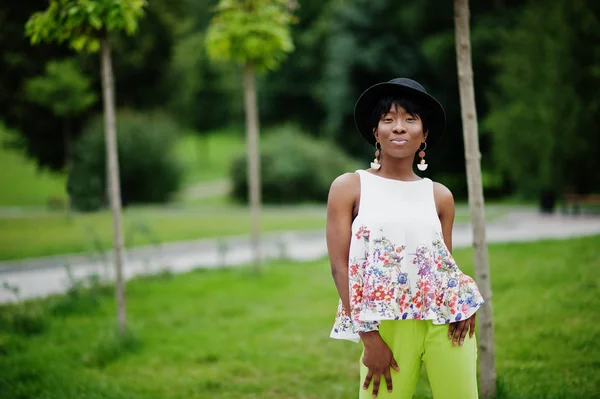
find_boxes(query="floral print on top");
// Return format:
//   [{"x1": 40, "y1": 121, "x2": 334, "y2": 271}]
[{"x1": 330, "y1": 171, "x2": 484, "y2": 342}]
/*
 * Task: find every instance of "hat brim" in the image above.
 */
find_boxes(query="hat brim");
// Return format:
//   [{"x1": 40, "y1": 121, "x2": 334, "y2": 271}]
[{"x1": 354, "y1": 82, "x2": 446, "y2": 148}]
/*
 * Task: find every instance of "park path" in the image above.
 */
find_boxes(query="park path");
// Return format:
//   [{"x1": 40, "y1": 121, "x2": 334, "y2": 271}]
[{"x1": 1, "y1": 210, "x2": 599, "y2": 303}]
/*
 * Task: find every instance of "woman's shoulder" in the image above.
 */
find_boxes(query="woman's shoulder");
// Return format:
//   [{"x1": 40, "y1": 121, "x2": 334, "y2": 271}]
[
  {"x1": 432, "y1": 181, "x2": 455, "y2": 205},
  {"x1": 330, "y1": 171, "x2": 361, "y2": 187},
  {"x1": 328, "y1": 171, "x2": 361, "y2": 200}
]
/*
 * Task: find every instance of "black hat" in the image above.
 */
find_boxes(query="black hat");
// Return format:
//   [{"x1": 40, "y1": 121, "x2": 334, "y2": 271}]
[{"x1": 354, "y1": 78, "x2": 446, "y2": 148}]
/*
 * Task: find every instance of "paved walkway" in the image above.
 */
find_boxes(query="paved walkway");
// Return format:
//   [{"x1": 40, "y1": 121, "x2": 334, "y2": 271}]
[{"x1": 1, "y1": 211, "x2": 599, "y2": 303}]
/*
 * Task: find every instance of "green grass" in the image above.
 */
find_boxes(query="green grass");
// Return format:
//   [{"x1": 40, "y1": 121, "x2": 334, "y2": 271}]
[
  {"x1": 174, "y1": 128, "x2": 245, "y2": 184},
  {"x1": 1, "y1": 236, "x2": 599, "y2": 398},
  {"x1": 0, "y1": 205, "x2": 327, "y2": 261},
  {"x1": 0, "y1": 122, "x2": 67, "y2": 207}
]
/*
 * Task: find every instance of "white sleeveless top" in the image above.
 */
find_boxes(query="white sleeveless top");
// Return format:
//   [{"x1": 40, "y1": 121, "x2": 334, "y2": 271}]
[{"x1": 330, "y1": 170, "x2": 484, "y2": 342}]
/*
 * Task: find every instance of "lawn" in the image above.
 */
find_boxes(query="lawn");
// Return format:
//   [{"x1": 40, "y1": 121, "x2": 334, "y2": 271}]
[
  {"x1": 1, "y1": 236, "x2": 599, "y2": 398},
  {"x1": 0, "y1": 205, "x2": 327, "y2": 261},
  {"x1": 0, "y1": 122, "x2": 67, "y2": 207}
]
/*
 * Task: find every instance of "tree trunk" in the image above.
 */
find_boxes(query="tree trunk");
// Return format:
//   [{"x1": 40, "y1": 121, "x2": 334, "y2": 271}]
[
  {"x1": 453, "y1": 0, "x2": 497, "y2": 397},
  {"x1": 100, "y1": 36, "x2": 127, "y2": 334},
  {"x1": 243, "y1": 63, "x2": 262, "y2": 272}
]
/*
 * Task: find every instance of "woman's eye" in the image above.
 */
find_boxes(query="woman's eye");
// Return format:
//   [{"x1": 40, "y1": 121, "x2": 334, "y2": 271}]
[
  {"x1": 406, "y1": 117, "x2": 415, "y2": 122},
  {"x1": 384, "y1": 118, "x2": 393, "y2": 122}
]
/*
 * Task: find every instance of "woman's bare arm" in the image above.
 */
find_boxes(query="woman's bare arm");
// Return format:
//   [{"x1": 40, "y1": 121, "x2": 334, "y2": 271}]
[
  {"x1": 327, "y1": 172, "x2": 398, "y2": 397},
  {"x1": 326, "y1": 172, "x2": 359, "y2": 315}
]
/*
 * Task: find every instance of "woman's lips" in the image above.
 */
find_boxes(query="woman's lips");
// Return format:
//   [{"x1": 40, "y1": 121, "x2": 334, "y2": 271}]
[{"x1": 390, "y1": 138, "x2": 408, "y2": 145}]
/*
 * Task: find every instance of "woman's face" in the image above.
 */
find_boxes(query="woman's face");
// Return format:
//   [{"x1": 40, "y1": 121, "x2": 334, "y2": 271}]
[{"x1": 373, "y1": 104, "x2": 427, "y2": 159}]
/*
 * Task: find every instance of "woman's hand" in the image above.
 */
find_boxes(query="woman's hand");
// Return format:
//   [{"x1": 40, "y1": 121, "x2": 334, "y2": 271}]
[
  {"x1": 448, "y1": 312, "x2": 476, "y2": 346},
  {"x1": 360, "y1": 331, "x2": 400, "y2": 397}
]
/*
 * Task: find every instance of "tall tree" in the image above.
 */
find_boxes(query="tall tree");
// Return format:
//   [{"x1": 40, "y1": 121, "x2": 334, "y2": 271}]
[
  {"x1": 1, "y1": 0, "x2": 182, "y2": 172},
  {"x1": 205, "y1": 0, "x2": 294, "y2": 271},
  {"x1": 26, "y1": 0, "x2": 147, "y2": 335},
  {"x1": 454, "y1": 0, "x2": 497, "y2": 397}
]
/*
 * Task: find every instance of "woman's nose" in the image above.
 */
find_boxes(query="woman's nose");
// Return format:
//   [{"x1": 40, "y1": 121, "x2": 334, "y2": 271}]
[{"x1": 392, "y1": 121, "x2": 406, "y2": 133}]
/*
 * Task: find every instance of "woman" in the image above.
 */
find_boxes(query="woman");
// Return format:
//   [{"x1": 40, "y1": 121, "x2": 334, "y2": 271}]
[{"x1": 326, "y1": 78, "x2": 484, "y2": 399}]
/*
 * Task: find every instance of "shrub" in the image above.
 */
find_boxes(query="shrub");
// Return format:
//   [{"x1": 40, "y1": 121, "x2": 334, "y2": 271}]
[
  {"x1": 68, "y1": 112, "x2": 184, "y2": 211},
  {"x1": 230, "y1": 125, "x2": 360, "y2": 204}
]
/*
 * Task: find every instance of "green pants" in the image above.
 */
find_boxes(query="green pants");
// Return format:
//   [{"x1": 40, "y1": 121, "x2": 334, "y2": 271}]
[{"x1": 359, "y1": 320, "x2": 478, "y2": 399}]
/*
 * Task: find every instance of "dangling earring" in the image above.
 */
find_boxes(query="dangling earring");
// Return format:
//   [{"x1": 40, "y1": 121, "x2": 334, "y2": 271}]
[
  {"x1": 417, "y1": 142, "x2": 428, "y2": 171},
  {"x1": 371, "y1": 142, "x2": 381, "y2": 170}
]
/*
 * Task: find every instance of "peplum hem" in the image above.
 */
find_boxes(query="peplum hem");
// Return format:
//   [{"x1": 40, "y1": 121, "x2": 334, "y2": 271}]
[{"x1": 330, "y1": 224, "x2": 484, "y2": 343}]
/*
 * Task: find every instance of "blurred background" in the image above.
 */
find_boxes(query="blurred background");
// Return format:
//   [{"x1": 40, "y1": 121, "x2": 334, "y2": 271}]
[
  {"x1": 1, "y1": 1, "x2": 599, "y2": 398},
  {"x1": 2, "y1": 0, "x2": 600, "y2": 220}
]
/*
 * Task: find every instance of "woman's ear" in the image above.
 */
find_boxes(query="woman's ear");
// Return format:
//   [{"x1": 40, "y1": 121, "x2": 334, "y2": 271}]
[
  {"x1": 373, "y1": 128, "x2": 379, "y2": 142},
  {"x1": 422, "y1": 130, "x2": 429, "y2": 142}
]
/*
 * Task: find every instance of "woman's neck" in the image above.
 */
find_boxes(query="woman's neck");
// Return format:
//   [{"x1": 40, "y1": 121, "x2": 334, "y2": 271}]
[{"x1": 374, "y1": 156, "x2": 420, "y2": 181}]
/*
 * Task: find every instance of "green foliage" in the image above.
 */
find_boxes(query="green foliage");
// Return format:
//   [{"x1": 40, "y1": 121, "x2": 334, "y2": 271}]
[
  {"x1": 3, "y1": 1, "x2": 202, "y2": 173},
  {"x1": 485, "y1": 0, "x2": 600, "y2": 197},
  {"x1": 67, "y1": 112, "x2": 185, "y2": 211},
  {"x1": 257, "y1": 0, "x2": 332, "y2": 132},
  {"x1": 205, "y1": 0, "x2": 295, "y2": 71},
  {"x1": 164, "y1": 0, "x2": 244, "y2": 133},
  {"x1": 106, "y1": 4, "x2": 180, "y2": 110},
  {"x1": 9, "y1": 0, "x2": 598, "y2": 201},
  {"x1": 25, "y1": 58, "x2": 96, "y2": 117},
  {"x1": 25, "y1": 0, "x2": 147, "y2": 52},
  {"x1": 13, "y1": 0, "x2": 149, "y2": 174},
  {"x1": 168, "y1": 32, "x2": 243, "y2": 132},
  {"x1": 230, "y1": 125, "x2": 360, "y2": 204},
  {"x1": 0, "y1": 0, "x2": 82, "y2": 172}
]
